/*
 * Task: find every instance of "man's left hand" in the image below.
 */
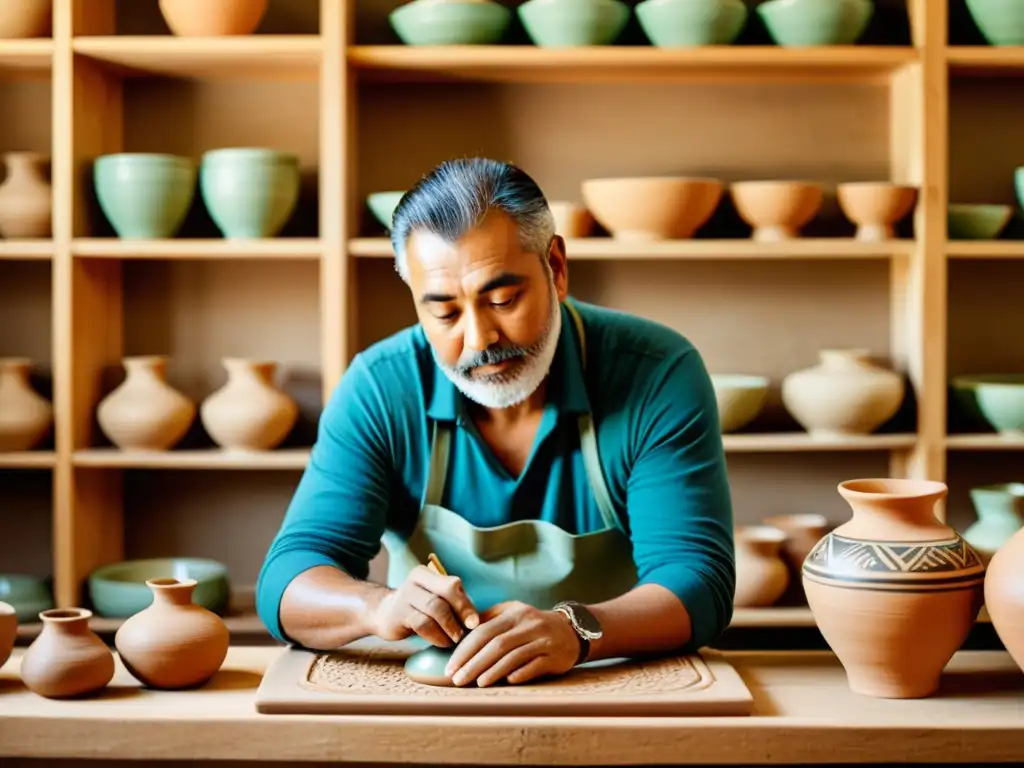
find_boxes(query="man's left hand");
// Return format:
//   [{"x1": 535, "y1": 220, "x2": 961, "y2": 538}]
[{"x1": 443, "y1": 601, "x2": 581, "y2": 687}]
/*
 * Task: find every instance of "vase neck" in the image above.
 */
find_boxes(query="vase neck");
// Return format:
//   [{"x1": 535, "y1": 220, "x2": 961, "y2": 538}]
[
  {"x1": 973, "y1": 486, "x2": 1024, "y2": 525},
  {"x1": 147, "y1": 578, "x2": 197, "y2": 606},
  {"x1": 123, "y1": 356, "x2": 167, "y2": 380},
  {"x1": 818, "y1": 348, "x2": 871, "y2": 369},
  {"x1": 40, "y1": 609, "x2": 93, "y2": 636},
  {"x1": 0, "y1": 357, "x2": 31, "y2": 383},
  {"x1": 4, "y1": 152, "x2": 46, "y2": 180},
  {"x1": 838, "y1": 480, "x2": 950, "y2": 541},
  {"x1": 736, "y1": 526, "x2": 784, "y2": 557},
  {"x1": 223, "y1": 358, "x2": 276, "y2": 385}
]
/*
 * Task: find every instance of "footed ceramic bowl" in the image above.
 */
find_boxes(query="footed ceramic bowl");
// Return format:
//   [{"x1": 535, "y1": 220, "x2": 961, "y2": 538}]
[
  {"x1": 953, "y1": 375, "x2": 1024, "y2": 435},
  {"x1": 730, "y1": 180, "x2": 823, "y2": 241},
  {"x1": 636, "y1": 0, "x2": 748, "y2": 47},
  {"x1": 581, "y1": 176, "x2": 723, "y2": 240},
  {"x1": 757, "y1": 0, "x2": 873, "y2": 47},
  {"x1": 88, "y1": 557, "x2": 230, "y2": 618},
  {"x1": 711, "y1": 374, "x2": 769, "y2": 433},
  {"x1": 965, "y1": 0, "x2": 1024, "y2": 46},
  {"x1": 518, "y1": 0, "x2": 630, "y2": 47},
  {"x1": 836, "y1": 182, "x2": 918, "y2": 242},
  {"x1": 389, "y1": 0, "x2": 512, "y2": 45},
  {"x1": 367, "y1": 191, "x2": 406, "y2": 230},
  {"x1": 0, "y1": 573, "x2": 53, "y2": 623},
  {"x1": 947, "y1": 203, "x2": 1012, "y2": 240}
]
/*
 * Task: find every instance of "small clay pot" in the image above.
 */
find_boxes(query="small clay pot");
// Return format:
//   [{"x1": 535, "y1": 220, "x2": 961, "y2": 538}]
[
  {"x1": 762, "y1": 513, "x2": 830, "y2": 604},
  {"x1": 0, "y1": 601, "x2": 16, "y2": 671},
  {"x1": 734, "y1": 525, "x2": 789, "y2": 607},
  {"x1": 20, "y1": 608, "x2": 114, "y2": 698},
  {"x1": 114, "y1": 578, "x2": 229, "y2": 689},
  {"x1": 158, "y1": 0, "x2": 267, "y2": 36}
]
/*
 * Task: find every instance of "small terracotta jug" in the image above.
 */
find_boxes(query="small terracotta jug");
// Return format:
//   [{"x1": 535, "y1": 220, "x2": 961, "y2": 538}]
[
  {"x1": 20, "y1": 608, "x2": 115, "y2": 698},
  {"x1": 158, "y1": 0, "x2": 268, "y2": 36},
  {"x1": 0, "y1": 357, "x2": 53, "y2": 451},
  {"x1": 0, "y1": 152, "x2": 51, "y2": 238},
  {"x1": 97, "y1": 356, "x2": 196, "y2": 450},
  {"x1": 734, "y1": 525, "x2": 789, "y2": 607},
  {"x1": 115, "y1": 578, "x2": 229, "y2": 690},
  {"x1": 762, "y1": 513, "x2": 830, "y2": 604},
  {"x1": 200, "y1": 358, "x2": 298, "y2": 450},
  {"x1": 0, "y1": 601, "x2": 16, "y2": 671}
]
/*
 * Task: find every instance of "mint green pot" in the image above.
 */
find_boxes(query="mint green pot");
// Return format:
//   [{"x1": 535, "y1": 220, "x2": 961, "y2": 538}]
[
  {"x1": 965, "y1": 0, "x2": 1024, "y2": 46},
  {"x1": 953, "y1": 375, "x2": 1024, "y2": 435},
  {"x1": 87, "y1": 557, "x2": 231, "y2": 619},
  {"x1": 0, "y1": 574, "x2": 53, "y2": 623},
  {"x1": 637, "y1": 0, "x2": 748, "y2": 47},
  {"x1": 519, "y1": 0, "x2": 630, "y2": 47},
  {"x1": 200, "y1": 148, "x2": 300, "y2": 239},
  {"x1": 93, "y1": 153, "x2": 196, "y2": 239},
  {"x1": 389, "y1": 0, "x2": 512, "y2": 45},
  {"x1": 368, "y1": 191, "x2": 406, "y2": 230},
  {"x1": 947, "y1": 204, "x2": 1012, "y2": 240},
  {"x1": 757, "y1": 0, "x2": 873, "y2": 47}
]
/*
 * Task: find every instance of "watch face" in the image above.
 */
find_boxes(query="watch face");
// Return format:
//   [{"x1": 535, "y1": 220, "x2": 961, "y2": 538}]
[{"x1": 563, "y1": 602, "x2": 602, "y2": 636}]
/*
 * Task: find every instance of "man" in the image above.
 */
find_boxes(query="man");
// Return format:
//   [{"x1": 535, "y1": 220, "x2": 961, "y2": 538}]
[{"x1": 256, "y1": 157, "x2": 735, "y2": 688}]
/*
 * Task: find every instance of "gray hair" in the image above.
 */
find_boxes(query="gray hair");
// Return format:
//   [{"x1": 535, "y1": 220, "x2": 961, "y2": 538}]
[{"x1": 390, "y1": 157, "x2": 556, "y2": 283}]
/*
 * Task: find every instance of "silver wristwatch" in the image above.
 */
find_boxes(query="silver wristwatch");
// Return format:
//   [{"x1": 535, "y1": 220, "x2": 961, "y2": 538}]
[{"x1": 553, "y1": 600, "x2": 602, "y2": 665}]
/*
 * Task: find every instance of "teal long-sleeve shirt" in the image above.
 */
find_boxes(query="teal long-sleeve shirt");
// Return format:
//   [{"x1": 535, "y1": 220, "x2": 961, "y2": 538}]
[{"x1": 256, "y1": 299, "x2": 736, "y2": 650}]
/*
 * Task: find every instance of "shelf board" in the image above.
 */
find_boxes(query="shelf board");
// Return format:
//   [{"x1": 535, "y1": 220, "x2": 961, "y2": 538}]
[
  {"x1": 0, "y1": 240, "x2": 53, "y2": 260},
  {"x1": 72, "y1": 35, "x2": 321, "y2": 80},
  {"x1": 722, "y1": 433, "x2": 917, "y2": 452},
  {"x1": 948, "y1": 241, "x2": 1024, "y2": 258},
  {"x1": 947, "y1": 46, "x2": 1024, "y2": 76},
  {"x1": 0, "y1": 39, "x2": 53, "y2": 77},
  {"x1": 0, "y1": 451, "x2": 56, "y2": 469},
  {"x1": 72, "y1": 238, "x2": 321, "y2": 260},
  {"x1": 350, "y1": 237, "x2": 914, "y2": 260},
  {"x1": 17, "y1": 609, "x2": 268, "y2": 642},
  {"x1": 945, "y1": 434, "x2": 1024, "y2": 450},
  {"x1": 72, "y1": 448, "x2": 311, "y2": 470},
  {"x1": 348, "y1": 45, "x2": 918, "y2": 84}
]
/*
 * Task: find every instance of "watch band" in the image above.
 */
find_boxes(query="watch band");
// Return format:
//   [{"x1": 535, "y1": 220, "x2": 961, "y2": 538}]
[{"x1": 553, "y1": 601, "x2": 601, "y2": 666}]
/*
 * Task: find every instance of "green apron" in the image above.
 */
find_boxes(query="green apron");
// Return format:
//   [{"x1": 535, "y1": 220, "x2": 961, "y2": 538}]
[{"x1": 381, "y1": 300, "x2": 639, "y2": 612}]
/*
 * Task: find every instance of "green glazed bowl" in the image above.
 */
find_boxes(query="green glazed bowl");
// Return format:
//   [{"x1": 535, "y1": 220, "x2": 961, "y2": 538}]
[
  {"x1": 519, "y1": 0, "x2": 631, "y2": 47},
  {"x1": 200, "y1": 148, "x2": 300, "y2": 239},
  {"x1": 87, "y1": 557, "x2": 231, "y2": 618},
  {"x1": 389, "y1": 0, "x2": 512, "y2": 45},
  {"x1": 948, "y1": 203, "x2": 1012, "y2": 240},
  {"x1": 367, "y1": 191, "x2": 406, "y2": 230},
  {"x1": 0, "y1": 574, "x2": 53, "y2": 623},
  {"x1": 757, "y1": 0, "x2": 873, "y2": 47},
  {"x1": 710, "y1": 374, "x2": 769, "y2": 433},
  {"x1": 953, "y1": 375, "x2": 1024, "y2": 435},
  {"x1": 965, "y1": 0, "x2": 1024, "y2": 46},
  {"x1": 637, "y1": 0, "x2": 748, "y2": 47},
  {"x1": 93, "y1": 153, "x2": 196, "y2": 239}
]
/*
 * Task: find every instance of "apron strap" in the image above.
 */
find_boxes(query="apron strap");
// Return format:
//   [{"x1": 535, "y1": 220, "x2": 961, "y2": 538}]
[
  {"x1": 564, "y1": 299, "x2": 624, "y2": 535},
  {"x1": 422, "y1": 299, "x2": 623, "y2": 534},
  {"x1": 422, "y1": 419, "x2": 452, "y2": 508}
]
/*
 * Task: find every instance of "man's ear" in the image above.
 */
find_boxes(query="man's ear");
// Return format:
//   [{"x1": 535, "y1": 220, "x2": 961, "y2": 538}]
[{"x1": 547, "y1": 235, "x2": 569, "y2": 301}]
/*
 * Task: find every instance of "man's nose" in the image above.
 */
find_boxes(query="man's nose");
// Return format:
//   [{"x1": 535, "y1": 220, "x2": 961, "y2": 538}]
[{"x1": 464, "y1": 310, "x2": 499, "y2": 351}]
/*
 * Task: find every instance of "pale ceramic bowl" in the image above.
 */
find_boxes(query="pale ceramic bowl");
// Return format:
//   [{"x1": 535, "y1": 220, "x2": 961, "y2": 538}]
[
  {"x1": 518, "y1": 0, "x2": 631, "y2": 47},
  {"x1": 836, "y1": 182, "x2": 918, "y2": 241},
  {"x1": 580, "y1": 176, "x2": 723, "y2": 240},
  {"x1": 367, "y1": 191, "x2": 406, "y2": 230},
  {"x1": 952, "y1": 375, "x2": 1024, "y2": 435},
  {"x1": 757, "y1": 0, "x2": 873, "y2": 47},
  {"x1": 965, "y1": 0, "x2": 1024, "y2": 46},
  {"x1": 711, "y1": 374, "x2": 769, "y2": 433},
  {"x1": 730, "y1": 180, "x2": 823, "y2": 241},
  {"x1": 88, "y1": 557, "x2": 230, "y2": 618},
  {"x1": 389, "y1": 0, "x2": 512, "y2": 45},
  {"x1": 636, "y1": 0, "x2": 748, "y2": 47},
  {"x1": 548, "y1": 201, "x2": 594, "y2": 238},
  {"x1": 947, "y1": 203, "x2": 1012, "y2": 240}
]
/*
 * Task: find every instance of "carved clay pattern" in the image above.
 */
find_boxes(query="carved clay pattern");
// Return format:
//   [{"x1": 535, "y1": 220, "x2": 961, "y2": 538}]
[{"x1": 302, "y1": 646, "x2": 712, "y2": 698}]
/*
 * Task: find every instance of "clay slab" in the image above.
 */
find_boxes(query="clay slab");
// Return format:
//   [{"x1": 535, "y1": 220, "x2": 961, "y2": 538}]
[{"x1": 254, "y1": 639, "x2": 754, "y2": 716}]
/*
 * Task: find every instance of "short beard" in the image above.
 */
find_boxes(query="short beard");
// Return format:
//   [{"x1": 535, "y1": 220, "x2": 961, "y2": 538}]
[{"x1": 431, "y1": 279, "x2": 562, "y2": 410}]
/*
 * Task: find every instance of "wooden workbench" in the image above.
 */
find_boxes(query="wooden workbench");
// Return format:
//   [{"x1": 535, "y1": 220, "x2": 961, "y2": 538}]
[{"x1": 0, "y1": 647, "x2": 1021, "y2": 764}]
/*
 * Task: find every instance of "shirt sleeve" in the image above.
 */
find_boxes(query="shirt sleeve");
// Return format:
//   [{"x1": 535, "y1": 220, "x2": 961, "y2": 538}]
[
  {"x1": 255, "y1": 353, "x2": 396, "y2": 644},
  {"x1": 624, "y1": 347, "x2": 736, "y2": 651}
]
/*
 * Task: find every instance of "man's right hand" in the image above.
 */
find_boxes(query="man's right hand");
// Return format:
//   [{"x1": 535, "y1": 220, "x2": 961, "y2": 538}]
[{"x1": 370, "y1": 565, "x2": 480, "y2": 647}]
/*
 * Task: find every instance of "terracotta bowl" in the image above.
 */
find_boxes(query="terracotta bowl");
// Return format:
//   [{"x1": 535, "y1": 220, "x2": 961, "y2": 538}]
[
  {"x1": 710, "y1": 374, "x2": 769, "y2": 433},
  {"x1": 837, "y1": 182, "x2": 918, "y2": 241},
  {"x1": 581, "y1": 176, "x2": 724, "y2": 240},
  {"x1": 730, "y1": 180, "x2": 823, "y2": 241},
  {"x1": 548, "y1": 201, "x2": 594, "y2": 238}
]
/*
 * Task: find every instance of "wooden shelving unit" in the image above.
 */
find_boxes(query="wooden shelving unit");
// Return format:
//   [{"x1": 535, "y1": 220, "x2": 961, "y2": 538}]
[{"x1": 2, "y1": 0, "x2": 1022, "y2": 641}]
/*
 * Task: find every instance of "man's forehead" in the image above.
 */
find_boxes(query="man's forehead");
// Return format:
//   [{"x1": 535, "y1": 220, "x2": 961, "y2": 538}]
[{"x1": 407, "y1": 213, "x2": 529, "y2": 280}]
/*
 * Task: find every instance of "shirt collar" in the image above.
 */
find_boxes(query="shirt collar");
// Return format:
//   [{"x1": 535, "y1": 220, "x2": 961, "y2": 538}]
[{"x1": 425, "y1": 301, "x2": 591, "y2": 422}]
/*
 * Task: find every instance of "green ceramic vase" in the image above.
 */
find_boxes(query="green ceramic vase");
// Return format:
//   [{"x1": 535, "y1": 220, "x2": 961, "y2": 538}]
[
  {"x1": 93, "y1": 153, "x2": 196, "y2": 239},
  {"x1": 636, "y1": 0, "x2": 748, "y2": 47},
  {"x1": 389, "y1": 0, "x2": 512, "y2": 45},
  {"x1": 757, "y1": 0, "x2": 873, "y2": 47},
  {"x1": 965, "y1": 484, "x2": 1024, "y2": 560},
  {"x1": 965, "y1": 0, "x2": 1024, "y2": 46},
  {"x1": 200, "y1": 148, "x2": 300, "y2": 239},
  {"x1": 518, "y1": 0, "x2": 631, "y2": 47}
]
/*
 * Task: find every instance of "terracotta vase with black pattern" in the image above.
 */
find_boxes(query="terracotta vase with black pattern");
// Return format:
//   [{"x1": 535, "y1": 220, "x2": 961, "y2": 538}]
[{"x1": 802, "y1": 478, "x2": 985, "y2": 699}]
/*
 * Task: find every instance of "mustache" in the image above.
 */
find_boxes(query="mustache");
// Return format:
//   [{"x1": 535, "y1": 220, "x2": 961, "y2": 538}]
[{"x1": 455, "y1": 344, "x2": 529, "y2": 375}]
